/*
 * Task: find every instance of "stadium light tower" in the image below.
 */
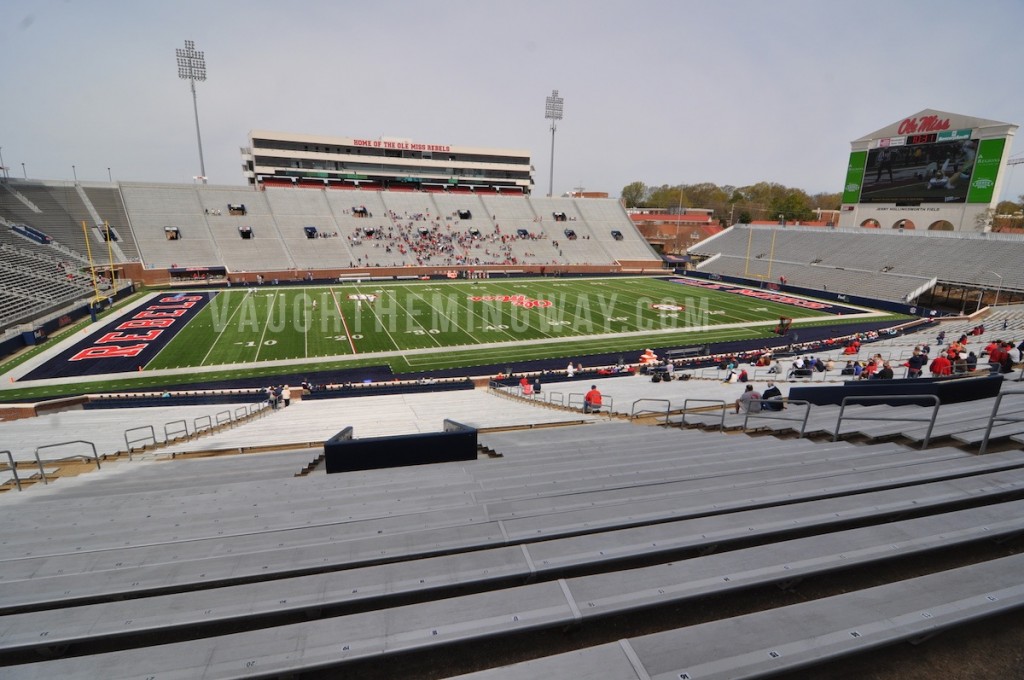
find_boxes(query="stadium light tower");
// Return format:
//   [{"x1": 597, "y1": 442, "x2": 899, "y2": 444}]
[
  {"x1": 544, "y1": 89, "x2": 564, "y2": 197},
  {"x1": 176, "y1": 39, "x2": 208, "y2": 184}
]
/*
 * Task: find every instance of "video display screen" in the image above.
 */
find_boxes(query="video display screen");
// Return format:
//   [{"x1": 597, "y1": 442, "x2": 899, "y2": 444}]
[{"x1": 858, "y1": 135, "x2": 978, "y2": 204}]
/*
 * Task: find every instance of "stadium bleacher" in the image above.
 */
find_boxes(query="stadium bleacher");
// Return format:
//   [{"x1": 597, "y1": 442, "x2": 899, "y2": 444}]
[
  {"x1": 690, "y1": 224, "x2": 1024, "y2": 293},
  {"x1": 2, "y1": 399, "x2": 1023, "y2": 678},
  {"x1": 6, "y1": 174, "x2": 1024, "y2": 677}
]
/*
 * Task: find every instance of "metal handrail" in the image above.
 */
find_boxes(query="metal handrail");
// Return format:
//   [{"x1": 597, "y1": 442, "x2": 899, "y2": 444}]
[
  {"x1": 753, "y1": 368, "x2": 785, "y2": 381},
  {"x1": 194, "y1": 414, "x2": 213, "y2": 435},
  {"x1": 165, "y1": 419, "x2": 189, "y2": 444},
  {"x1": 34, "y1": 440, "x2": 99, "y2": 484},
  {"x1": 548, "y1": 391, "x2": 565, "y2": 406},
  {"x1": 1, "y1": 450, "x2": 21, "y2": 491},
  {"x1": 630, "y1": 398, "x2": 671, "y2": 424},
  {"x1": 742, "y1": 399, "x2": 812, "y2": 438},
  {"x1": 234, "y1": 406, "x2": 248, "y2": 422},
  {"x1": 832, "y1": 394, "x2": 941, "y2": 449},
  {"x1": 124, "y1": 425, "x2": 157, "y2": 459},
  {"x1": 682, "y1": 399, "x2": 728, "y2": 430},
  {"x1": 215, "y1": 410, "x2": 232, "y2": 427},
  {"x1": 978, "y1": 390, "x2": 1024, "y2": 454},
  {"x1": 570, "y1": 392, "x2": 613, "y2": 414}
]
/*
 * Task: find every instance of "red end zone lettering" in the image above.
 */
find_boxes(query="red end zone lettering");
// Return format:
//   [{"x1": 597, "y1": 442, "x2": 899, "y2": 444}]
[
  {"x1": 735, "y1": 288, "x2": 829, "y2": 309},
  {"x1": 116, "y1": 318, "x2": 177, "y2": 330},
  {"x1": 157, "y1": 295, "x2": 202, "y2": 303},
  {"x1": 96, "y1": 330, "x2": 163, "y2": 343},
  {"x1": 133, "y1": 309, "x2": 188, "y2": 319},
  {"x1": 22, "y1": 292, "x2": 216, "y2": 380},
  {"x1": 148, "y1": 301, "x2": 197, "y2": 310},
  {"x1": 69, "y1": 344, "x2": 149, "y2": 361}
]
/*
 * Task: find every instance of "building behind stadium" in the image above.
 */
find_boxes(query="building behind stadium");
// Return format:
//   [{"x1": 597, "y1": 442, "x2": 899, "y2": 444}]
[
  {"x1": 241, "y1": 130, "x2": 533, "y2": 194},
  {"x1": 838, "y1": 109, "x2": 1017, "y2": 231}
]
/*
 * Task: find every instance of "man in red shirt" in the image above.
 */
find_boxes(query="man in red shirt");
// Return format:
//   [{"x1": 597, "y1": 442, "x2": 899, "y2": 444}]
[
  {"x1": 930, "y1": 354, "x2": 952, "y2": 376},
  {"x1": 584, "y1": 385, "x2": 603, "y2": 413}
]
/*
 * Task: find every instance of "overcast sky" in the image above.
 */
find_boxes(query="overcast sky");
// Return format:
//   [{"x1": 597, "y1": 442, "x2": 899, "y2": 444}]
[{"x1": 3, "y1": 0, "x2": 1023, "y2": 203}]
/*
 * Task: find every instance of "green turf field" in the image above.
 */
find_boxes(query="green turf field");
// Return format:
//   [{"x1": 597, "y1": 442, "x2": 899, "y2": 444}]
[{"x1": 145, "y1": 276, "x2": 885, "y2": 374}]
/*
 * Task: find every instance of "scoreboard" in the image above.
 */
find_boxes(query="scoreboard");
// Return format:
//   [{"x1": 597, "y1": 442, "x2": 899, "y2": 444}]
[{"x1": 877, "y1": 128, "x2": 973, "y2": 149}]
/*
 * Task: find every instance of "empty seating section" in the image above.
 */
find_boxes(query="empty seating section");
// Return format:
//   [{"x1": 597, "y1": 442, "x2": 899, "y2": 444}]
[
  {"x1": 195, "y1": 187, "x2": 296, "y2": 272},
  {"x1": 691, "y1": 224, "x2": 1024, "y2": 292},
  {"x1": 0, "y1": 402, "x2": 263, "y2": 465},
  {"x1": 0, "y1": 234, "x2": 95, "y2": 326},
  {"x1": 2, "y1": 409, "x2": 1024, "y2": 678},
  {"x1": 698, "y1": 254, "x2": 933, "y2": 301},
  {"x1": 263, "y1": 188, "x2": 357, "y2": 269},
  {"x1": 0, "y1": 182, "x2": 95, "y2": 256},
  {"x1": 526, "y1": 196, "x2": 608, "y2": 264},
  {"x1": 120, "y1": 183, "x2": 223, "y2": 268},
  {"x1": 574, "y1": 197, "x2": 661, "y2": 261},
  {"x1": 81, "y1": 186, "x2": 139, "y2": 261}
]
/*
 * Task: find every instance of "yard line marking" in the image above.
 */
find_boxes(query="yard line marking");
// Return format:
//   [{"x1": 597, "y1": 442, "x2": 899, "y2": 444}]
[
  {"x1": 409, "y1": 289, "x2": 485, "y2": 345},
  {"x1": 350, "y1": 282, "x2": 405, "y2": 356},
  {"x1": 254, "y1": 293, "x2": 277, "y2": 362},
  {"x1": 328, "y1": 287, "x2": 358, "y2": 354},
  {"x1": 389, "y1": 289, "x2": 444, "y2": 348},
  {"x1": 199, "y1": 291, "x2": 244, "y2": 366}
]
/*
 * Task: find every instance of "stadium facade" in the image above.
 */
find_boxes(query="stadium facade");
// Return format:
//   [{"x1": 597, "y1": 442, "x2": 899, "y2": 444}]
[
  {"x1": 838, "y1": 109, "x2": 1017, "y2": 231},
  {"x1": 241, "y1": 130, "x2": 534, "y2": 193}
]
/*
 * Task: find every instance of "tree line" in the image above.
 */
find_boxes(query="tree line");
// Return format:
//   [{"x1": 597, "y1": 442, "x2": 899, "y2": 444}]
[
  {"x1": 621, "y1": 181, "x2": 1024, "y2": 228},
  {"x1": 620, "y1": 181, "x2": 842, "y2": 224}
]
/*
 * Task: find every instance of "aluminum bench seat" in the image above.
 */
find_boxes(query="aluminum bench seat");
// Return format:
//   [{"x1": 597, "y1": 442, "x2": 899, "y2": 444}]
[
  {"x1": 6, "y1": 454, "x2": 1024, "y2": 615},
  {"x1": 6, "y1": 501, "x2": 1023, "y2": 678},
  {"x1": 451, "y1": 551, "x2": 1024, "y2": 680}
]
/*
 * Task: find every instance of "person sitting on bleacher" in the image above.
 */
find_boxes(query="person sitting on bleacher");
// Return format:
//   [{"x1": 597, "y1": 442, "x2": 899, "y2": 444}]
[
  {"x1": 584, "y1": 385, "x2": 602, "y2": 413},
  {"x1": 874, "y1": 361, "x2": 894, "y2": 380},
  {"x1": 761, "y1": 382, "x2": 784, "y2": 411},
  {"x1": 735, "y1": 384, "x2": 762, "y2": 414}
]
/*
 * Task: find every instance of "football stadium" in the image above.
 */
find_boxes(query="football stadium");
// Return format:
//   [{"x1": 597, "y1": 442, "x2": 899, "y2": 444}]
[{"x1": 3, "y1": 96, "x2": 1024, "y2": 679}]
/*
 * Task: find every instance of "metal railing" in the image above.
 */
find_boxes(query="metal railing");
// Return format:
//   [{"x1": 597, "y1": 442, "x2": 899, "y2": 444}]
[
  {"x1": 630, "y1": 398, "x2": 672, "y2": 424},
  {"x1": 681, "y1": 399, "x2": 728, "y2": 430},
  {"x1": 1, "y1": 450, "x2": 20, "y2": 491},
  {"x1": 34, "y1": 440, "x2": 99, "y2": 484},
  {"x1": 194, "y1": 414, "x2": 213, "y2": 435},
  {"x1": 124, "y1": 425, "x2": 157, "y2": 460},
  {"x1": 832, "y1": 394, "x2": 941, "y2": 449},
  {"x1": 567, "y1": 392, "x2": 613, "y2": 414},
  {"x1": 742, "y1": 399, "x2": 812, "y2": 438},
  {"x1": 979, "y1": 390, "x2": 1024, "y2": 454},
  {"x1": 215, "y1": 410, "x2": 232, "y2": 428},
  {"x1": 165, "y1": 419, "x2": 189, "y2": 445}
]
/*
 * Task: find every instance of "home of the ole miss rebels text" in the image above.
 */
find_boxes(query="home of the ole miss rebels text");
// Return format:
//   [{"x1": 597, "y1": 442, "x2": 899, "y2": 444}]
[{"x1": 23, "y1": 293, "x2": 215, "y2": 380}]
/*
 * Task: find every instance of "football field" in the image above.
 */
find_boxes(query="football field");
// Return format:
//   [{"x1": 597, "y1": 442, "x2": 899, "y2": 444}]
[{"x1": 139, "y1": 276, "x2": 881, "y2": 374}]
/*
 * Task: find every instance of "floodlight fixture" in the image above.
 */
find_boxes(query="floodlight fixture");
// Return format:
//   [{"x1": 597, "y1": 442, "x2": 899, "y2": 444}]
[
  {"x1": 176, "y1": 39, "x2": 208, "y2": 184},
  {"x1": 544, "y1": 89, "x2": 564, "y2": 197}
]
